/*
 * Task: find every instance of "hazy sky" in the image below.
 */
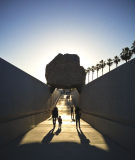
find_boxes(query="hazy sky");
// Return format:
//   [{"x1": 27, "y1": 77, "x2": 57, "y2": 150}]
[{"x1": 1, "y1": 0, "x2": 135, "y2": 83}]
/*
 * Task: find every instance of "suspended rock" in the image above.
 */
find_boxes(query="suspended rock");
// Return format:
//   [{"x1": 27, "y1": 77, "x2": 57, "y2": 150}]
[{"x1": 45, "y1": 53, "x2": 86, "y2": 93}]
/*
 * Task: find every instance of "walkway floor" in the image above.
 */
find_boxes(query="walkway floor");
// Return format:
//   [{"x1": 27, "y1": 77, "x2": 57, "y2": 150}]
[{"x1": 0, "y1": 95, "x2": 134, "y2": 160}]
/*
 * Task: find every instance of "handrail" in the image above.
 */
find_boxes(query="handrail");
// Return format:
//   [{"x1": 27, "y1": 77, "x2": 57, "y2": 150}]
[
  {"x1": 81, "y1": 110, "x2": 135, "y2": 128},
  {"x1": 0, "y1": 93, "x2": 62, "y2": 124},
  {"x1": 52, "y1": 93, "x2": 61, "y2": 108}
]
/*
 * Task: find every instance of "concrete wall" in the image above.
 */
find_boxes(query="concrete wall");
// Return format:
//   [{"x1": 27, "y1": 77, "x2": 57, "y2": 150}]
[
  {"x1": 72, "y1": 59, "x2": 135, "y2": 156},
  {"x1": 70, "y1": 89, "x2": 80, "y2": 107},
  {"x1": 0, "y1": 58, "x2": 61, "y2": 148}
]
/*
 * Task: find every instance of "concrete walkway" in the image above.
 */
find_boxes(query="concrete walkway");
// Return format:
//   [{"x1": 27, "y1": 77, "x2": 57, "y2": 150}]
[{"x1": 0, "y1": 95, "x2": 134, "y2": 160}]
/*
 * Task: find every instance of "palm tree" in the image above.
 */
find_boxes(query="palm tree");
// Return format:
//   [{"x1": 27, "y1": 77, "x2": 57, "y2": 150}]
[
  {"x1": 95, "y1": 64, "x2": 101, "y2": 78},
  {"x1": 86, "y1": 67, "x2": 91, "y2": 83},
  {"x1": 90, "y1": 66, "x2": 95, "y2": 80},
  {"x1": 100, "y1": 60, "x2": 106, "y2": 75},
  {"x1": 107, "y1": 58, "x2": 113, "y2": 72},
  {"x1": 120, "y1": 47, "x2": 133, "y2": 63},
  {"x1": 113, "y1": 56, "x2": 121, "y2": 68},
  {"x1": 131, "y1": 41, "x2": 135, "y2": 57}
]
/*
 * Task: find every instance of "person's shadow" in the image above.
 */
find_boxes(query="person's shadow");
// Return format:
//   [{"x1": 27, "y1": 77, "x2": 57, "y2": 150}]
[
  {"x1": 42, "y1": 128, "x2": 55, "y2": 143},
  {"x1": 77, "y1": 129, "x2": 90, "y2": 145},
  {"x1": 55, "y1": 128, "x2": 61, "y2": 135},
  {"x1": 42, "y1": 128, "x2": 62, "y2": 143}
]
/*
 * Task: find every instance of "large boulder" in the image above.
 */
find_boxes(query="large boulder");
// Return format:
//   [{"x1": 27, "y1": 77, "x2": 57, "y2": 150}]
[{"x1": 45, "y1": 53, "x2": 86, "y2": 93}]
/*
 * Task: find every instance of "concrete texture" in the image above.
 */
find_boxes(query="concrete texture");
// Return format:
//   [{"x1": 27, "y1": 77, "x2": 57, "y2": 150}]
[
  {"x1": 81, "y1": 59, "x2": 135, "y2": 127},
  {"x1": 0, "y1": 95, "x2": 134, "y2": 160},
  {"x1": 71, "y1": 59, "x2": 135, "y2": 156},
  {"x1": 0, "y1": 58, "x2": 61, "y2": 148},
  {"x1": 81, "y1": 112, "x2": 135, "y2": 157},
  {"x1": 70, "y1": 89, "x2": 80, "y2": 107},
  {"x1": 0, "y1": 58, "x2": 60, "y2": 122}
]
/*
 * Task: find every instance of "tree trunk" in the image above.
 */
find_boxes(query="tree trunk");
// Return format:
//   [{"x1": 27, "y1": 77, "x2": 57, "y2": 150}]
[
  {"x1": 109, "y1": 66, "x2": 110, "y2": 72},
  {"x1": 102, "y1": 68, "x2": 103, "y2": 75},
  {"x1": 97, "y1": 71, "x2": 98, "y2": 78}
]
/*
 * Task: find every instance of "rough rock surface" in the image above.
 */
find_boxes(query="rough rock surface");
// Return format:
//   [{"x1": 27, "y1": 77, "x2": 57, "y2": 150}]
[{"x1": 45, "y1": 53, "x2": 86, "y2": 93}]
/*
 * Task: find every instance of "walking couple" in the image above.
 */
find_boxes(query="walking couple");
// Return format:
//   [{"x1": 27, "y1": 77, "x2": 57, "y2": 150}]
[{"x1": 52, "y1": 106, "x2": 81, "y2": 129}]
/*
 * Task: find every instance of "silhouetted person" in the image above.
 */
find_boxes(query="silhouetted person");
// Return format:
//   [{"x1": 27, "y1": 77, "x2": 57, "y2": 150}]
[
  {"x1": 58, "y1": 116, "x2": 62, "y2": 129},
  {"x1": 75, "y1": 106, "x2": 81, "y2": 129},
  {"x1": 70, "y1": 104, "x2": 74, "y2": 120},
  {"x1": 52, "y1": 106, "x2": 58, "y2": 128}
]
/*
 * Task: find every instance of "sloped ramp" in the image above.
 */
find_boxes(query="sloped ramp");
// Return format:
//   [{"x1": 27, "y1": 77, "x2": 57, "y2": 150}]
[{"x1": 0, "y1": 95, "x2": 134, "y2": 160}]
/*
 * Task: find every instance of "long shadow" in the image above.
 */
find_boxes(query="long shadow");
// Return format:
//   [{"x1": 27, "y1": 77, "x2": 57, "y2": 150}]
[
  {"x1": 0, "y1": 95, "x2": 135, "y2": 159},
  {"x1": 0, "y1": 130, "x2": 135, "y2": 160},
  {"x1": 42, "y1": 128, "x2": 61, "y2": 144},
  {"x1": 77, "y1": 128, "x2": 90, "y2": 145},
  {"x1": 42, "y1": 128, "x2": 54, "y2": 143},
  {"x1": 55, "y1": 128, "x2": 61, "y2": 135}
]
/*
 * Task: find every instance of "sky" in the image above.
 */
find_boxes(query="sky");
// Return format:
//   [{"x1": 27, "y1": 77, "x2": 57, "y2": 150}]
[{"x1": 0, "y1": 0, "x2": 135, "y2": 84}]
